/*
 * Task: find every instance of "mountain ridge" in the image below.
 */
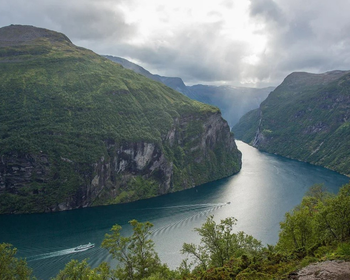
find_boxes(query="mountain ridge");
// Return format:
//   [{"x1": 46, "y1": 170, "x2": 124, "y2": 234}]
[
  {"x1": 0, "y1": 25, "x2": 242, "y2": 214},
  {"x1": 104, "y1": 55, "x2": 274, "y2": 126},
  {"x1": 233, "y1": 70, "x2": 350, "y2": 176}
]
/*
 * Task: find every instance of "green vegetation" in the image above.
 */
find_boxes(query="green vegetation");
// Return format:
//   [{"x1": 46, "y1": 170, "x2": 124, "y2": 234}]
[
  {"x1": 2, "y1": 182, "x2": 350, "y2": 279},
  {"x1": 0, "y1": 25, "x2": 241, "y2": 214},
  {"x1": 101, "y1": 220, "x2": 175, "y2": 280},
  {"x1": 231, "y1": 109, "x2": 260, "y2": 144},
  {"x1": 52, "y1": 260, "x2": 110, "y2": 280},
  {"x1": 180, "y1": 216, "x2": 263, "y2": 274},
  {"x1": 233, "y1": 70, "x2": 350, "y2": 176},
  {"x1": 0, "y1": 243, "x2": 34, "y2": 280}
]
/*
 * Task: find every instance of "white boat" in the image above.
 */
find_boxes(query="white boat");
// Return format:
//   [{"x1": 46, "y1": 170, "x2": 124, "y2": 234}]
[{"x1": 74, "y1": 242, "x2": 95, "y2": 251}]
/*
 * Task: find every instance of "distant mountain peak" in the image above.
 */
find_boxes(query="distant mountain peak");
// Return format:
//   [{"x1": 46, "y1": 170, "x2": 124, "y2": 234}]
[{"x1": 0, "y1": 24, "x2": 72, "y2": 47}]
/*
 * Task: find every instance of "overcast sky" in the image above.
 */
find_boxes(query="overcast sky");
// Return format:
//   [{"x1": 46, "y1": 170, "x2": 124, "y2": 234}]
[{"x1": 1, "y1": 0, "x2": 350, "y2": 87}]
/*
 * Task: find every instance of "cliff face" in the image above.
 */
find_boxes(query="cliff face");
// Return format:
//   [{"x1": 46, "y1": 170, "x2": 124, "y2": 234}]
[
  {"x1": 233, "y1": 70, "x2": 350, "y2": 176},
  {"x1": 0, "y1": 25, "x2": 241, "y2": 214},
  {"x1": 0, "y1": 112, "x2": 239, "y2": 213}
]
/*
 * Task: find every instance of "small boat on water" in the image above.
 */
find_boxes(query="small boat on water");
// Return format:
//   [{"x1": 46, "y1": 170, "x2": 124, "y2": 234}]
[{"x1": 74, "y1": 242, "x2": 95, "y2": 251}]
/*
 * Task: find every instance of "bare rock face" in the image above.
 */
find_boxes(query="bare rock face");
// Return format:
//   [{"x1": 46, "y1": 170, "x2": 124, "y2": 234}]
[{"x1": 289, "y1": 261, "x2": 350, "y2": 280}]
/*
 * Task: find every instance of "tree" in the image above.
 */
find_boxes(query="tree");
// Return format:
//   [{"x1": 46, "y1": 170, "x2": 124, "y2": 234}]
[
  {"x1": 277, "y1": 205, "x2": 315, "y2": 253},
  {"x1": 181, "y1": 216, "x2": 262, "y2": 270},
  {"x1": 0, "y1": 243, "x2": 34, "y2": 280},
  {"x1": 305, "y1": 183, "x2": 330, "y2": 202},
  {"x1": 53, "y1": 259, "x2": 111, "y2": 280},
  {"x1": 101, "y1": 219, "x2": 170, "y2": 280},
  {"x1": 315, "y1": 183, "x2": 350, "y2": 242}
]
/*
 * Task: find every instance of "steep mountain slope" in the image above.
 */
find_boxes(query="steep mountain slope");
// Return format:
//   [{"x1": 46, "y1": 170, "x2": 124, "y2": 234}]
[
  {"x1": 104, "y1": 55, "x2": 273, "y2": 126},
  {"x1": 233, "y1": 70, "x2": 350, "y2": 175},
  {"x1": 0, "y1": 25, "x2": 241, "y2": 214},
  {"x1": 104, "y1": 55, "x2": 191, "y2": 95}
]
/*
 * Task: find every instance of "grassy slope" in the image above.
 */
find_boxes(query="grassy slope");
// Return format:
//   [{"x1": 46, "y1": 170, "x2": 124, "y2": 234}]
[{"x1": 0, "y1": 33, "x2": 216, "y2": 157}]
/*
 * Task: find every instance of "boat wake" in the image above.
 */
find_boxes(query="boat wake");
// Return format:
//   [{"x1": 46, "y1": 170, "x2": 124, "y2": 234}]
[
  {"x1": 27, "y1": 248, "x2": 77, "y2": 262},
  {"x1": 27, "y1": 203, "x2": 229, "y2": 262},
  {"x1": 150, "y1": 203, "x2": 228, "y2": 237},
  {"x1": 143, "y1": 203, "x2": 226, "y2": 211},
  {"x1": 28, "y1": 243, "x2": 94, "y2": 262}
]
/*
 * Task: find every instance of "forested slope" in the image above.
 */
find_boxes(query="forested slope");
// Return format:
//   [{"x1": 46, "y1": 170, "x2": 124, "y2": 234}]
[
  {"x1": 233, "y1": 70, "x2": 350, "y2": 176},
  {"x1": 0, "y1": 25, "x2": 241, "y2": 213}
]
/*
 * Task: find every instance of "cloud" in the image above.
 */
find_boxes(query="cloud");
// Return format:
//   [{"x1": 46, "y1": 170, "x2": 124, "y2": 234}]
[
  {"x1": 1, "y1": 0, "x2": 350, "y2": 87},
  {"x1": 109, "y1": 20, "x2": 249, "y2": 84},
  {"x1": 0, "y1": 0, "x2": 137, "y2": 44},
  {"x1": 249, "y1": 0, "x2": 284, "y2": 24},
  {"x1": 247, "y1": 0, "x2": 350, "y2": 85}
]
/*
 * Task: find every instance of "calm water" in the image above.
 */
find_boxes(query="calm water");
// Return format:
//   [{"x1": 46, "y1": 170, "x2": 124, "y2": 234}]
[{"x1": 0, "y1": 141, "x2": 348, "y2": 279}]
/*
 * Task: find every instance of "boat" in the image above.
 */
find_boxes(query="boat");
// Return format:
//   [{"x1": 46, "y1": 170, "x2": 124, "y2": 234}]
[{"x1": 74, "y1": 242, "x2": 95, "y2": 251}]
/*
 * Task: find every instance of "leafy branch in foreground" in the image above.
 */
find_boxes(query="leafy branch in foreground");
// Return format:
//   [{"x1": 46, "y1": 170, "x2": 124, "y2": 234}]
[
  {"x1": 101, "y1": 219, "x2": 173, "y2": 280},
  {"x1": 181, "y1": 215, "x2": 262, "y2": 273},
  {"x1": 53, "y1": 260, "x2": 110, "y2": 280},
  {"x1": 0, "y1": 243, "x2": 34, "y2": 280}
]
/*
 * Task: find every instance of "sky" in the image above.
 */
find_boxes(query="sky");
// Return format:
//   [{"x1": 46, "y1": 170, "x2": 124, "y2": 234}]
[{"x1": 1, "y1": 0, "x2": 350, "y2": 87}]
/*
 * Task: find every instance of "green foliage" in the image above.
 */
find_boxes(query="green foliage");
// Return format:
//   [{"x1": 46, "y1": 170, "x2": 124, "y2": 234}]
[
  {"x1": 0, "y1": 243, "x2": 34, "y2": 280},
  {"x1": 277, "y1": 183, "x2": 350, "y2": 254},
  {"x1": 336, "y1": 243, "x2": 350, "y2": 259},
  {"x1": 181, "y1": 216, "x2": 262, "y2": 271},
  {"x1": 232, "y1": 109, "x2": 260, "y2": 143},
  {"x1": 52, "y1": 259, "x2": 111, "y2": 280},
  {"x1": 112, "y1": 176, "x2": 159, "y2": 204},
  {"x1": 3, "y1": 184, "x2": 350, "y2": 280},
  {"x1": 182, "y1": 183, "x2": 350, "y2": 279},
  {"x1": 101, "y1": 220, "x2": 171, "y2": 280}
]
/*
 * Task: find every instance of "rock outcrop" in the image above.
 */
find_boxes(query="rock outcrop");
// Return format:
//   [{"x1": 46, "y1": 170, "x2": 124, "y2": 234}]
[{"x1": 289, "y1": 261, "x2": 350, "y2": 280}]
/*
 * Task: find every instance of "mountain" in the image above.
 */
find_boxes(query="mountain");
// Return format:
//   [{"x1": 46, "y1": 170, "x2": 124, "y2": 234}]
[
  {"x1": 233, "y1": 70, "x2": 350, "y2": 176},
  {"x1": 104, "y1": 55, "x2": 273, "y2": 126},
  {"x1": 186, "y1": 85, "x2": 274, "y2": 127},
  {"x1": 0, "y1": 25, "x2": 241, "y2": 214}
]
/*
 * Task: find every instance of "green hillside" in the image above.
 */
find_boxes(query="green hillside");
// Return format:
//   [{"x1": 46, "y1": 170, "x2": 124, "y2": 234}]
[
  {"x1": 233, "y1": 70, "x2": 350, "y2": 176},
  {"x1": 0, "y1": 25, "x2": 241, "y2": 214}
]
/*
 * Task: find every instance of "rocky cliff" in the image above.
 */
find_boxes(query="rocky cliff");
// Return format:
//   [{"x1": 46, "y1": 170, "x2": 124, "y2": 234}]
[
  {"x1": 0, "y1": 25, "x2": 241, "y2": 214},
  {"x1": 233, "y1": 70, "x2": 350, "y2": 176}
]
